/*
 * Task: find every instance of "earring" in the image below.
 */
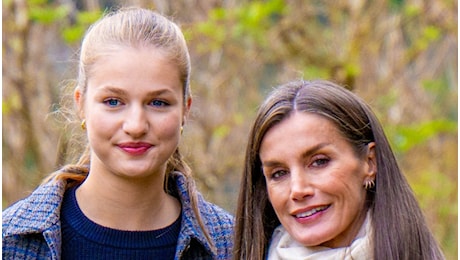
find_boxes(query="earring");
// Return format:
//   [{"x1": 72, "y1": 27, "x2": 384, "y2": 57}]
[
  {"x1": 180, "y1": 126, "x2": 184, "y2": 135},
  {"x1": 81, "y1": 119, "x2": 86, "y2": 130},
  {"x1": 364, "y1": 179, "x2": 375, "y2": 190}
]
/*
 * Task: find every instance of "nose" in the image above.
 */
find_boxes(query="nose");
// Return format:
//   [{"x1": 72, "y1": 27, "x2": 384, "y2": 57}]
[
  {"x1": 289, "y1": 169, "x2": 313, "y2": 201},
  {"x1": 123, "y1": 105, "x2": 149, "y2": 138}
]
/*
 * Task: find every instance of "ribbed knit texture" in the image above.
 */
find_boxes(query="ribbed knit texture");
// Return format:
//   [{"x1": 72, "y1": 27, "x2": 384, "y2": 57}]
[{"x1": 60, "y1": 186, "x2": 180, "y2": 259}]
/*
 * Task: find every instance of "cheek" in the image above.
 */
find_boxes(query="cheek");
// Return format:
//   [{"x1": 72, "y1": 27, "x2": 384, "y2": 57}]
[
  {"x1": 329, "y1": 178, "x2": 366, "y2": 210},
  {"x1": 328, "y1": 164, "x2": 364, "y2": 191},
  {"x1": 266, "y1": 183, "x2": 288, "y2": 209},
  {"x1": 87, "y1": 113, "x2": 117, "y2": 134},
  {"x1": 156, "y1": 116, "x2": 181, "y2": 139}
]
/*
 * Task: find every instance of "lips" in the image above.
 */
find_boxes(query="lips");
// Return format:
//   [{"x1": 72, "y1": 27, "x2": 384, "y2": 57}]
[
  {"x1": 294, "y1": 205, "x2": 330, "y2": 218},
  {"x1": 118, "y1": 142, "x2": 153, "y2": 155}
]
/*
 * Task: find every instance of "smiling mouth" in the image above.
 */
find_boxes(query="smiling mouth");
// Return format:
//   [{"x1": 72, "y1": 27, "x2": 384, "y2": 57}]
[
  {"x1": 295, "y1": 205, "x2": 330, "y2": 218},
  {"x1": 118, "y1": 143, "x2": 153, "y2": 155}
]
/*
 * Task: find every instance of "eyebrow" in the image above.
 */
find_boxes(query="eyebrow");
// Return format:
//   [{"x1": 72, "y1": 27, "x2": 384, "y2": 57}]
[
  {"x1": 261, "y1": 142, "x2": 331, "y2": 168},
  {"x1": 98, "y1": 86, "x2": 174, "y2": 96},
  {"x1": 99, "y1": 86, "x2": 126, "y2": 96}
]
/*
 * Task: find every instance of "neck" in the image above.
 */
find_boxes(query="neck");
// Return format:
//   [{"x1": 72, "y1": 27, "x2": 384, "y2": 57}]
[{"x1": 75, "y1": 168, "x2": 181, "y2": 231}]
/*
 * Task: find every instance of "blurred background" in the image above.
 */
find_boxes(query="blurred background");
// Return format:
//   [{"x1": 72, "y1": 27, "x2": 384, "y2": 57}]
[{"x1": 2, "y1": 0, "x2": 457, "y2": 258}]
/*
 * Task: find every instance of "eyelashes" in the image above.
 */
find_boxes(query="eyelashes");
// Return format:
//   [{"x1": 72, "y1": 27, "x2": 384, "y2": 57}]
[
  {"x1": 102, "y1": 98, "x2": 170, "y2": 108},
  {"x1": 263, "y1": 156, "x2": 331, "y2": 181},
  {"x1": 311, "y1": 157, "x2": 330, "y2": 167},
  {"x1": 271, "y1": 170, "x2": 288, "y2": 180},
  {"x1": 104, "y1": 98, "x2": 122, "y2": 107},
  {"x1": 149, "y1": 99, "x2": 170, "y2": 107}
]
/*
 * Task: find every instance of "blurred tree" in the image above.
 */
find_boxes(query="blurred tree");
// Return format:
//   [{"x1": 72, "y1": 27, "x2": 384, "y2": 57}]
[
  {"x1": 3, "y1": 0, "x2": 70, "y2": 202},
  {"x1": 2, "y1": 0, "x2": 457, "y2": 258}
]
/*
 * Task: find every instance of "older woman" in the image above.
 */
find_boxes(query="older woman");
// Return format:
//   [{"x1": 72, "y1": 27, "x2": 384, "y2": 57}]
[{"x1": 233, "y1": 80, "x2": 444, "y2": 260}]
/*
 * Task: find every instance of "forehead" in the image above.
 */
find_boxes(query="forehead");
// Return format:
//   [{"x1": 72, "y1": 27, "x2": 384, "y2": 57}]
[
  {"x1": 266, "y1": 111, "x2": 338, "y2": 136},
  {"x1": 90, "y1": 46, "x2": 179, "y2": 78},
  {"x1": 93, "y1": 45, "x2": 171, "y2": 67},
  {"x1": 260, "y1": 112, "x2": 344, "y2": 154}
]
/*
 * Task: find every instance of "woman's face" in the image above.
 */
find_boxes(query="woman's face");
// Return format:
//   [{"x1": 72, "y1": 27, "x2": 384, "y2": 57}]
[
  {"x1": 260, "y1": 111, "x2": 375, "y2": 248},
  {"x1": 76, "y1": 46, "x2": 190, "y2": 180}
]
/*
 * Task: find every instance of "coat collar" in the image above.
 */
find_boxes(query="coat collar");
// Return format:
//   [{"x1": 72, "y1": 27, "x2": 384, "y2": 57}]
[
  {"x1": 170, "y1": 171, "x2": 216, "y2": 258},
  {"x1": 3, "y1": 171, "x2": 217, "y2": 258},
  {"x1": 2, "y1": 178, "x2": 65, "y2": 236}
]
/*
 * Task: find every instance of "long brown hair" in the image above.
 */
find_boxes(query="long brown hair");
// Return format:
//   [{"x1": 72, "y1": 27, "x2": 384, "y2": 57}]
[{"x1": 233, "y1": 80, "x2": 444, "y2": 259}]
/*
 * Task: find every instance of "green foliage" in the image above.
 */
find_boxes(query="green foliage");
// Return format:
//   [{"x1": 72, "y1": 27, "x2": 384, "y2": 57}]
[
  {"x1": 231, "y1": 0, "x2": 286, "y2": 41},
  {"x1": 62, "y1": 11, "x2": 102, "y2": 44},
  {"x1": 343, "y1": 63, "x2": 361, "y2": 78},
  {"x1": 213, "y1": 125, "x2": 231, "y2": 139},
  {"x1": 194, "y1": 19, "x2": 226, "y2": 51},
  {"x1": 3, "y1": 0, "x2": 456, "y2": 258},
  {"x1": 29, "y1": 3, "x2": 69, "y2": 24},
  {"x1": 194, "y1": 0, "x2": 286, "y2": 51},
  {"x1": 302, "y1": 66, "x2": 330, "y2": 79},
  {"x1": 410, "y1": 168, "x2": 457, "y2": 255},
  {"x1": 422, "y1": 78, "x2": 458, "y2": 120},
  {"x1": 2, "y1": 92, "x2": 21, "y2": 116},
  {"x1": 402, "y1": 3, "x2": 422, "y2": 18},
  {"x1": 392, "y1": 119, "x2": 457, "y2": 153},
  {"x1": 411, "y1": 170, "x2": 456, "y2": 214},
  {"x1": 389, "y1": 0, "x2": 405, "y2": 10},
  {"x1": 411, "y1": 25, "x2": 442, "y2": 52},
  {"x1": 381, "y1": 78, "x2": 456, "y2": 158},
  {"x1": 27, "y1": 0, "x2": 101, "y2": 44}
]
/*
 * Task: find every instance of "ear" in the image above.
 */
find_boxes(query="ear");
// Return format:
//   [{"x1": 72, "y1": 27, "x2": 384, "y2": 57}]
[
  {"x1": 363, "y1": 142, "x2": 377, "y2": 183},
  {"x1": 182, "y1": 96, "x2": 192, "y2": 125},
  {"x1": 74, "y1": 87, "x2": 85, "y2": 119}
]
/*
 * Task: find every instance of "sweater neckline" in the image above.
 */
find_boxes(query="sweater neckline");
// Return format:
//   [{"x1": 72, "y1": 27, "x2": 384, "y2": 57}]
[{"x1": 61, "y1": 185, "x2": 181, "y2": 249}]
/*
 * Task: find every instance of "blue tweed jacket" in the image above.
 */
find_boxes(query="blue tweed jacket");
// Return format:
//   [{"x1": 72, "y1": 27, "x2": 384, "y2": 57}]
[{"x1": 2, "y1": 171, "x2": 234, "y2": 259}]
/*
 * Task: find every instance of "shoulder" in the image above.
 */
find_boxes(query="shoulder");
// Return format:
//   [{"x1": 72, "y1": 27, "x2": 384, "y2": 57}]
[
  {"x1": 170, "y1": 172, "x2": 234, "y2": 259},
  {"x1": 196, "y1": 194, "x2": 234, "y2": 231},
  {"x1": 3, "y1": 179, "x2": 66, "y2": 236},
  {"x1": 197, "y1": 195, "x2": 235, "y2": 257},
  {"x1": 195, "y1": 192, "x2": 234, "y2": 260},
  {"x1": 170, "y1": 171, "x2": 234, "y2": 228}
]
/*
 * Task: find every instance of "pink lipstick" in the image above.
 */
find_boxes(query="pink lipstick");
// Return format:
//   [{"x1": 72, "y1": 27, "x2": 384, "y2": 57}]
[{"x1": 118, "y1": 142, "x2": 152, "y2": 155}]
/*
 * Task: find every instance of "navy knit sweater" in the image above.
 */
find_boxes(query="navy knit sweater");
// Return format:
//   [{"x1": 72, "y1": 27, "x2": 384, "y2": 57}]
[{"x1": 61, "y1": 186, "x2": 181, "y2": 259}]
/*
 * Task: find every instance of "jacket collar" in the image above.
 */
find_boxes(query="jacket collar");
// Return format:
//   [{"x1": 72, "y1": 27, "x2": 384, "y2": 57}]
[
  {"x1": 170, "y1": 171, "x2": 216, "y2": 258},
  {"x1": 3, "y1": 171, "x2": 217, "y2": 258},
  {"x1": 3, "y1": 178, "x2": 66, "y2": 236}
]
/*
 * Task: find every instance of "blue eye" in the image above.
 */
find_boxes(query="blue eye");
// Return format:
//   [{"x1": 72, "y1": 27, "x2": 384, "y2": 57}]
[
  {"x1": 150, "y1": 100, "x2": 169, "y2": 107},
  {"x1": 104, "y1": 98, "x2": 121, "y2": 107}
]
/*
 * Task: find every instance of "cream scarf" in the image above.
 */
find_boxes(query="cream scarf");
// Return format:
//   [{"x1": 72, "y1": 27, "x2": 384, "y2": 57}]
[{"x1": 267, "y1": 212, "x2": 373, "y2": 260}]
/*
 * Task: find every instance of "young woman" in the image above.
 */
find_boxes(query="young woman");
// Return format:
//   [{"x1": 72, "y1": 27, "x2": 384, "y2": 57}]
[
  {"x1": 233, "y1": 80, "x2": 444, "y2": 259},
  {"x1": 3, "y1": 7, "x2": 233, "y2": 259}
]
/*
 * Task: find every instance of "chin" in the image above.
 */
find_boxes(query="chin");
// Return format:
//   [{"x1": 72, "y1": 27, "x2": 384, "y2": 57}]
[{"x1": 291, "y1": 230, "x2": 331, "y2": 248}]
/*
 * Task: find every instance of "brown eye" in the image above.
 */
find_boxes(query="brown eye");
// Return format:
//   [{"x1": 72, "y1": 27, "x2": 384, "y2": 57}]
[
  {"x1": 311, "y1": 157, "x2": 329, "y2": 168},
  {"x1": 272, "y1": 170, "x2": 288, "y2": 180}
]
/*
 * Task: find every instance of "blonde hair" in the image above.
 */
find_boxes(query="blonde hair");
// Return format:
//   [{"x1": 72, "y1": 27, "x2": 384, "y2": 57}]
[{"x1": 48, "y1": 7, "x2": 214, "y2": 249}]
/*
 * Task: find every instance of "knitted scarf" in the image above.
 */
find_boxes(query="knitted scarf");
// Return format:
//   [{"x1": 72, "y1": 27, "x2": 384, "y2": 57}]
[{"x1": 267, "y1": 212, "x2": 373, "y2": 260}]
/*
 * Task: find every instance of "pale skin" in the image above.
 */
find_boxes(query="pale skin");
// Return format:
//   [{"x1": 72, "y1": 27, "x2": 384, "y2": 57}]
[
  {"x1": 260, "y1": 111, "x2": 376, "y2": 248},
  {"x1": 74, "y1": 46, "x2": 191, "y2": 231}
]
